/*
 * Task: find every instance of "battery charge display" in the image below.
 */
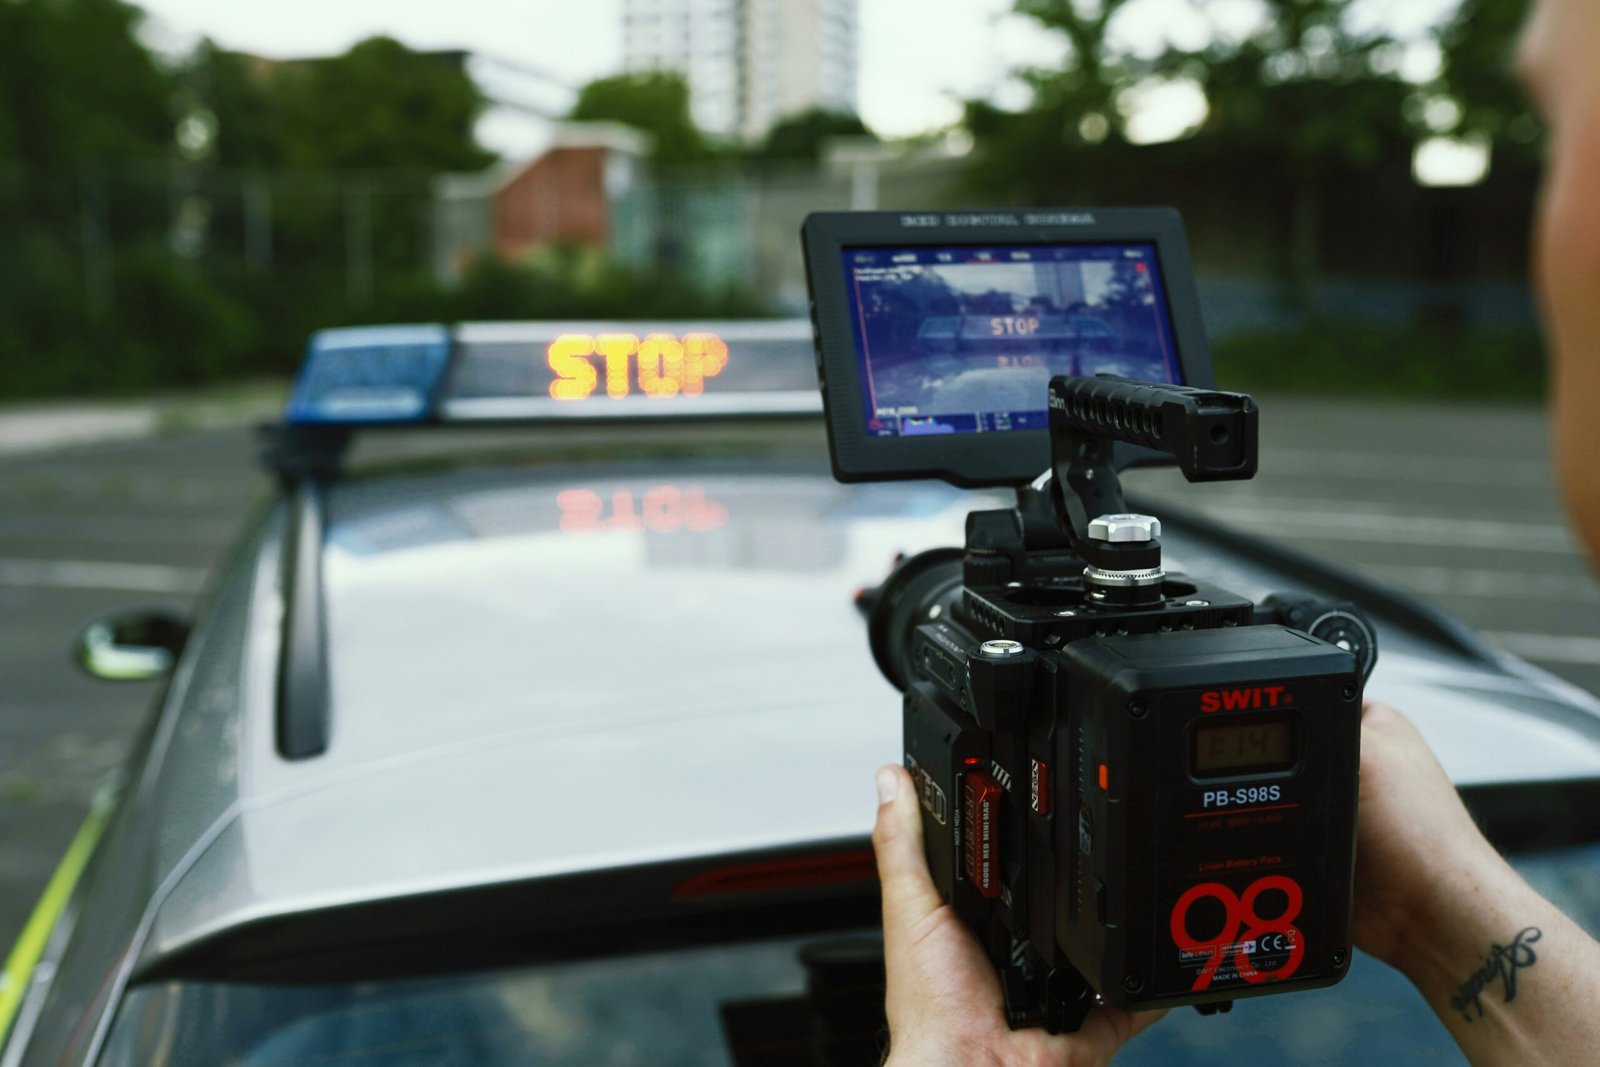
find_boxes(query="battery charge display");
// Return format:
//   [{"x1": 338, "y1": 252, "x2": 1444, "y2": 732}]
[{"x1": 1193, "y1": 717, "x2": 1296, "y2": 776}]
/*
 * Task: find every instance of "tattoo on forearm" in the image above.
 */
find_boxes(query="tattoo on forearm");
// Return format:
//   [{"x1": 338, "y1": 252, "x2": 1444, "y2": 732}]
[{"x1": 1449, "y1": 927, "x2": 1543, "y2": 1024}]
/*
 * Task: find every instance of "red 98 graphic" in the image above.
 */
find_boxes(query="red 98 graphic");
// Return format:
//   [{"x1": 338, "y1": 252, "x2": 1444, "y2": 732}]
[{"x1": 1169, "y1": 875, "x2": 1305, "y2": 990}]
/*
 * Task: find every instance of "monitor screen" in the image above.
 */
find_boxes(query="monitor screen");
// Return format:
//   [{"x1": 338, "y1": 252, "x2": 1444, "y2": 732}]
[{"x1": 840, "y1": 243, "x2": 1183, "y2": 438}]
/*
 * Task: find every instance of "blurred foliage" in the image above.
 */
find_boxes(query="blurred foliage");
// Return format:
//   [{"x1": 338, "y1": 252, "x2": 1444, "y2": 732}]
[
  {"x1": 569, "y1": 72, "x2": 713, "y2": 165},
  {"x1": 568, "y1": 76, "x2": 879, "y2": 170},
  {"x1": 0, "y1": 0, "x2": 193, "y2": 395},
  {"x1": 972, "y1": 0, "x2": 1418, "y2": 285},
  {"x1": 185, "y1": 38, "x2": 495, "y2": 172},
  {"x1": 751, "y1": 109, "x2": 872, "y2": 164},
  {"x1": 426, "y1": 247, "x2": 771, "y2": 322},
  {"x1": 0, "y1": 0, "x2": 171, "y2": 176},
  {"x1": 1438, "y1": 0, "x2": 1544, "y2": 159},
  {"x1": 969, "y1": 0, "x2": 1539, "y2": 289},
  {"x1": 987, "y1": 0, "x2": 1417, "y2": 156},
  {"x1": 1213, "y1": 321, "x2": 1545, "y2": 399},
  {"x1": 181, "y1": 36, "x2": 495, "y2": 305},
  {"x1": 0, "y1": 3, "x2": 766, "y2": 398},
  {"x1": 274, "y1": 40, "x2": 496, "y2": 172},
  {"x1": 0, "y1": 0, "x2": 1548, "y2": 400}
]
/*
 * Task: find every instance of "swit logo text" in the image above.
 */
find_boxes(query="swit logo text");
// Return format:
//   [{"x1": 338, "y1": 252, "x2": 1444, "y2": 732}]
[{"x1": 1200, "y1": 686, "x2": 1290, "y2": 712}]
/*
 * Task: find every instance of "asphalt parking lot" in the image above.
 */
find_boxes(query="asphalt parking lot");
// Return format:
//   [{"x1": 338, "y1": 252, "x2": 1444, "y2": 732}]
[
  {"x1": 1, "y1": 394, "x2": 1597, "y2": 957},
  {"x1": 1128, "y1": 397, "x2": 1600, "y2": 697}
]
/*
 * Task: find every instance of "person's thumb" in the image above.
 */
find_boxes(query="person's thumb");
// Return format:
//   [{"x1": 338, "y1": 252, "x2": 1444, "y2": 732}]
[{"x1": 873, "y1": 764, "x2": 944, "y2": 938}]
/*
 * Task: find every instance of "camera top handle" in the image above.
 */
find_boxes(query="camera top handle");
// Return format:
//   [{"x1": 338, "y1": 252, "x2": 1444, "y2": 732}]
[{"x1": 1045, "y1": 376, "x2": 1259, "y2": 552}]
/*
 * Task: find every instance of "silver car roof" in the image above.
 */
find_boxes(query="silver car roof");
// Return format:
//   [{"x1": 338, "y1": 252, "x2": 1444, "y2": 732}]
[{"x1": 129, "y1": 457, "x2": 1600, "y2": 976}]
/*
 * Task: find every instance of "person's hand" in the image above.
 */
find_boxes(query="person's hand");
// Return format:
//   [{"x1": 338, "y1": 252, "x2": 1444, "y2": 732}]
[
  {"x1": 872, "y1": 764, "x2": 1165, "y2": 1067},
  {"x1": 1350, "y1": 700, "x2": 1508, "y2": 968},
  {"x1": 1351, "y1": 699, "x2": 1600, "y2": 1063}
]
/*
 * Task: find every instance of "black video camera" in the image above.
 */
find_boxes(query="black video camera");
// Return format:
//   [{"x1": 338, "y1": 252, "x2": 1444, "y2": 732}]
[{"x1": 801, "y1": 209, "x2": 1374, "y2": 1030}]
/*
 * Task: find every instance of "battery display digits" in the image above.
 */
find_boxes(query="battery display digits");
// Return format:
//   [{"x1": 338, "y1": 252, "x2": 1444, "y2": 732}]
[{"x1": 1193, "y1": 717, "x2": 1295, "y2": 776}]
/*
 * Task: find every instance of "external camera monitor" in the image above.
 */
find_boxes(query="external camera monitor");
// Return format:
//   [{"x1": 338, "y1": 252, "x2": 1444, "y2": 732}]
[{"x1": 802, "y1": 208, "x2": 1216, "y2": 487}]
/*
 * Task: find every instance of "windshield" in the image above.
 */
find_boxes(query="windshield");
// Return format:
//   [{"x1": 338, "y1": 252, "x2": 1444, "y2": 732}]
[{"x1": 99, "y1": 843, "x2": 1600, "y2": 1066}]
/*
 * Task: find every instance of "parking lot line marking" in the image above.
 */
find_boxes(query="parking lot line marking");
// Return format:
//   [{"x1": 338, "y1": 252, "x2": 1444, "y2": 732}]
[
  {"x1": 1487, "y1": 632, "x2": 1600, "y2": 666},
  {"x1": 0, "y1": 514, "x2": 238, "y2": 544},
  {"x1": 0, "y1": 559, "x2": 205, "y2": 595},
  {"x1": 1190, "y1": 505, "x2": 1578, "y2": 553},
  {"x1": 0, "y1": 791, "x2": 115, "y2": 1040},
  {"x1": 1261, "y1": 449, "x2": 1552, "y2": 486},
  {"x1": 1361, "y1": 564, "x2": 1600, "y2": 603}
]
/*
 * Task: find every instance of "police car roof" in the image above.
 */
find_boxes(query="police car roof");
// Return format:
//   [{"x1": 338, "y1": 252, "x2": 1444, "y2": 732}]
[
  {"x1": 125, "y1": 315, "x2": 1600, "y2": 980},
  {"x1": 127, "y1": 451, "x2": 1600, "y2": 980},
  {"x1": 128, "y1": 457, "x2": 970, "y2": 975}
]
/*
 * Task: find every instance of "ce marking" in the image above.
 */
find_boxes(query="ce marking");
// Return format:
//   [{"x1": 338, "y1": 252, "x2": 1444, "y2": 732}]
[{"x1": 1257, "y1": 931, "x2": 1296, "y2": 954}]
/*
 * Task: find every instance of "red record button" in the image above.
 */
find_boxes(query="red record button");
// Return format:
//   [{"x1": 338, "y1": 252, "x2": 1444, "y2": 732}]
[{"x1": 963, "y1": 771, "x2": 1003, "y2": 898}]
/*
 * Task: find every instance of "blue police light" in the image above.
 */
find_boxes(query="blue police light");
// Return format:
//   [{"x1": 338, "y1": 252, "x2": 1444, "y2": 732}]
[{"x1": 285, "y1": 325, "x2": 453, "y2": 425}]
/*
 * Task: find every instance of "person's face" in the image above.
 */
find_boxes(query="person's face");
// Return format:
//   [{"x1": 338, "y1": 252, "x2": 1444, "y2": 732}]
[{"x1": 1517, "y1": 0, "x2": 1600, "y2": 561}]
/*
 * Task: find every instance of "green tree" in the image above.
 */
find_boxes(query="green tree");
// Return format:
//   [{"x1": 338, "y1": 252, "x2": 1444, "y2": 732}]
[
  {"x1": 185, "y1": 36, "x2": 496, "y2": 173},
  {"x1": 1006, "y1": 0, "x2": 1132, "y2": 142},
  {"x1": 183, "y1": 43, "x2": 285, "y2": 169},
  {"x1": 1186, "y1": 3, "x2": 1413, "y2": 282},
  {"x1": 182, "y1": 36, "x2": 497, "y2": 349},
  {"x1": 970, "y1": 0, "x2": 1415, "y2": 286},
  {"x1": 1437, "y1": 0, "x2": 1541, "y2": 159},
  {"x1": 751, "y1": 108, "x2": 872, "y2": 164},
  {"x1": 569, "y1": 72, "x2": 712, "y2": 164},
  {"x1": 0, "y1": 0, "x2": 174, "y2": 176},
  {"x1": 269, "y1": 38, "x2": 494, "y2": 172},
  {"x1": 0, "y1": 0, "x2": 189, "y2": 394},
  {"x1": 0, "y1": 0, "x2": 174, "y2": 241}
]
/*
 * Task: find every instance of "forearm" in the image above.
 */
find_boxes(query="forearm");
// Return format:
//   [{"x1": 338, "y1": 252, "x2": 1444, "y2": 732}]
[{"x1": 1395, "y1": 851, "x2": 1600, "y2": 1066}]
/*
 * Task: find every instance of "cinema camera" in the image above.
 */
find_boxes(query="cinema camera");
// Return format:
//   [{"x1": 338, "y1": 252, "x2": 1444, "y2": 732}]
[{"x1": 801, "y1": 209, "x2": 1376, "y2": 1031}]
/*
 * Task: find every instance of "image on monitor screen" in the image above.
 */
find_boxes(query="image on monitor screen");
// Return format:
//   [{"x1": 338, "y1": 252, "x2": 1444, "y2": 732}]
[{"x1": 841, "y1": 243, "x2": 1183, "y2": 437}]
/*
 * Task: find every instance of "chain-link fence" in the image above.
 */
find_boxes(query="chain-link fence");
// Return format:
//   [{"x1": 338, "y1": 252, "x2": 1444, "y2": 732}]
[{"x1": 2, "y1": 147, "x2": 1545, "y2": 399}]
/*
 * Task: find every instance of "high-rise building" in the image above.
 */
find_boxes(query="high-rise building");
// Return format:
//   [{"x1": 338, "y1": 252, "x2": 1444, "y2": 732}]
[{"x1": 622, "y1": 0, "x2": 858, "y2": 143}]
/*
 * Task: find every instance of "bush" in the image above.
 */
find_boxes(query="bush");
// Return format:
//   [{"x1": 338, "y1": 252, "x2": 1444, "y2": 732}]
[
  {"x1": 0, "y1": 240, "x2": 261, "y2": 396},
  {"x1": 1210, "y1": 321, "x2": 1546, "y2": 400},
  {"x1": 0, "y1": 245, "x2": 776, "y2": 400},
  {"x1": 440, "y1": 247, "x2": 773, "y2": 322}
]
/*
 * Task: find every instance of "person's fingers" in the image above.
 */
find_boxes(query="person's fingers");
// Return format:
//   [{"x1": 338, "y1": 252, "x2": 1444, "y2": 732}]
[
  {"x1": 1360, "y1": 699, "x2": 1404, "y2": 728},
  {"x1": 872, "y1": 764, "x2": 945, "y2": 937},
  {"x1": 1043, "y1": 1003, "x2": 1168, "y2": 1065}
]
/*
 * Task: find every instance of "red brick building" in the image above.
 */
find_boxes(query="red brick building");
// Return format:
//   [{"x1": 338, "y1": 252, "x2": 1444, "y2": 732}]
[{"x1": 493, "y1": 124, "x2": 648, "y2": 260}]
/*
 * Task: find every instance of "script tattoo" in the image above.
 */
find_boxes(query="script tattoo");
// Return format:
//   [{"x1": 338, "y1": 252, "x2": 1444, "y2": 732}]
[{"x1": 1449, "y1": 927, "x2": 1543, "y2": 1023}]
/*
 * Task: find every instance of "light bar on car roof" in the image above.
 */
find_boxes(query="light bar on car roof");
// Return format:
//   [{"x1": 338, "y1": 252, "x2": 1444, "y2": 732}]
[
  {"x1": 442, "y1": 320, "x2": 821, "y2": 421},
  {"x1": 282, "y1": 320, "x2": 823, "y2": 427},
  {"x1": 285, "y1": 325, "x2": 453, "y2": 425}
]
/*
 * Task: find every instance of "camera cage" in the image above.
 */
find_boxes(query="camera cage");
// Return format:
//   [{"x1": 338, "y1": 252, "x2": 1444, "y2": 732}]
[
  {"x1": 808, "y1": 208, "x2": 1372, "y2": 1031},
  {"x1": 801, "y1": 207, "x2": 1218, "y2": 489}
]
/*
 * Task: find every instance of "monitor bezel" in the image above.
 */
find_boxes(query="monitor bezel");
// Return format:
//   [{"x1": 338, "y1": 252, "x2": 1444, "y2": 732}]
[{"x1": 801, "y1": 208, "x2": 1217, "y2": 488}]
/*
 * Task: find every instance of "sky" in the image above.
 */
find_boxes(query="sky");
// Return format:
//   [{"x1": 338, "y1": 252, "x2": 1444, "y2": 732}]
[
  {"x1": 134, "y1": 0, "x2": 1463, "y2": 155},
  {"x1": 135, "y1": 0, "x2": 1064, "y2": 142}
]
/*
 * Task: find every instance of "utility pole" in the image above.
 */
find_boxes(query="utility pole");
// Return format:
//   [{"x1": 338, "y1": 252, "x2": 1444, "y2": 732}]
[
  {"x1": 346, "y1": 179, "x2": 374, "y2": 308},
  {"x1": 245, "y1": 174, "x2": 273, "y2": 273},
  {"x1": 78, "y1": 165, "x2": 114, "y2": 318}
]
